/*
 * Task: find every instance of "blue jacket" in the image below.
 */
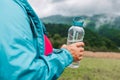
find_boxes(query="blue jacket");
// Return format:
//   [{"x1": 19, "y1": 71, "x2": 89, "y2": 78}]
[{"x1": 0, "y1": 0, "x2": 73, "y2": 80}]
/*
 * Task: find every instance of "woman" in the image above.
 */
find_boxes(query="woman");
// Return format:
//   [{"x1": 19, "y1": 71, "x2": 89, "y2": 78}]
[{"x1": 0, "y1": 0, "x2": 84, "y2": 80}]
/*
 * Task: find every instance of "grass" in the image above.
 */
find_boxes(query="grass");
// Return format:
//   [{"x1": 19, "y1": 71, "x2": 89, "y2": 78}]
[{"x1": 58, "y1": 57, "x2": 120, "y2": 80}]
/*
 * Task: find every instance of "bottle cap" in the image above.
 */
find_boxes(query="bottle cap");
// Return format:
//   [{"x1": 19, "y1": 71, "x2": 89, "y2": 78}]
[{"x1": 73, "y1": 17, "x2": 84, "y2": 27}]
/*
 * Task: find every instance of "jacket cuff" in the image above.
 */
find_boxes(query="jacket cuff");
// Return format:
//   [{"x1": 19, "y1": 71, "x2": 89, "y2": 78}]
[{"x1": 53, "y1": 48, "x2": 73, "y2": 67}]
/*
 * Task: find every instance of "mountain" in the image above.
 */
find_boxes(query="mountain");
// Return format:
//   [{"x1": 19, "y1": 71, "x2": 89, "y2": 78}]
[
  {"x1": 41, "y1": 14, "x2": 120, "y2": 30},
  {"x1": 41, "y1": 15, "x2": 73, "y2": 24},
  {"x1": 41, "y1": 15, "x2": 88, "y2": 25},
  {"x1": 41, "y1": 14, "x2": 120, "y2": 47}
]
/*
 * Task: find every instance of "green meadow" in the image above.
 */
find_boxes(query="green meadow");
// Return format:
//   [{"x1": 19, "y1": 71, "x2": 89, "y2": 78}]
[{"x1": 58, "y1": 57, "x2": 120, "y2": 80}]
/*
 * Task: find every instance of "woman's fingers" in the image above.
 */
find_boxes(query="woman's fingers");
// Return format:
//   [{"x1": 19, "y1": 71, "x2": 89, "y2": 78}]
[
  {"x1": 75, "y1": 42, "x2": 84, "y2": 47},
  {"x1": 61, "y1": 42, "x2": 85, "y2": 62}
]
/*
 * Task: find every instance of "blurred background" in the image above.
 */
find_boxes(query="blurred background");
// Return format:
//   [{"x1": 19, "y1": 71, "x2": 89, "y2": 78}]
[{"x1": 29, "y1": 0, "x2": 120, "y2": 80}]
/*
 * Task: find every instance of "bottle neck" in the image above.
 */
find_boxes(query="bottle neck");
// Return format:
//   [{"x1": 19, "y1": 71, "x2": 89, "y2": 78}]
[{"x1": 73, "y1": 20, "x2": 84, "y2": 27}]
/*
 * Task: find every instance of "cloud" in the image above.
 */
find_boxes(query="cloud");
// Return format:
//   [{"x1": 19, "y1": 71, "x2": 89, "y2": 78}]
[
  {"x1": 28, "y1": 0, "x2": 120, "y2": 18},
  {"x1": 49, "y1": 0, "x2": 64, "y2": 3}
]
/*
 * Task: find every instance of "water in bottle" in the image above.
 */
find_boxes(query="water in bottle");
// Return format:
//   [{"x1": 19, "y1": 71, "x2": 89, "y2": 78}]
[{"x1": 67, "y1": 17, "x2": 85, "y2": 68}]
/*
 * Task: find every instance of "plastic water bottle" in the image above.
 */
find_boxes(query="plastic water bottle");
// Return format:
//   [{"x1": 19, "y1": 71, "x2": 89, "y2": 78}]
[{"x1": 67, "y1": 17, "x2": 85, "y2": 68}]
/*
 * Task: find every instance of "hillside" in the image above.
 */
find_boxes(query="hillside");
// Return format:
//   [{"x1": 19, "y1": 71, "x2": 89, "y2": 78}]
[
  {"x1": 41, "y1": 15, "x2": 73, "y2": 24},
  {"x1": 41, "y1": 14, "x2": 120, "y2": 30},
  {"x1": 42, "y1": 15, "x2": 88, "y2": 25},
  {"x1": 41, "y1": 14, "x2": 120, "y2": 52}
]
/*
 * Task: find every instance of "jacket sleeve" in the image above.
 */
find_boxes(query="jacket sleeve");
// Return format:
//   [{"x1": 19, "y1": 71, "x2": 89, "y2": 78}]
[
  {"x1": 0, "y1": 0, "x2": 73, "y2": 80},
  {"x1": 0, "y1": 36, "x2": 73, "y2": 80}
]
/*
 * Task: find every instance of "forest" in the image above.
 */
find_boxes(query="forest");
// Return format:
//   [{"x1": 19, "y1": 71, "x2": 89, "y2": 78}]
[{"x1": 44, "y1": 23, "x2": 120, "y2": 52}]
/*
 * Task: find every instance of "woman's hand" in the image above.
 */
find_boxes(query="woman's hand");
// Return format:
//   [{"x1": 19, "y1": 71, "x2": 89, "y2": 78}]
[{"x1": 61, "y1": 42, "x2": 84, "y2": 62}]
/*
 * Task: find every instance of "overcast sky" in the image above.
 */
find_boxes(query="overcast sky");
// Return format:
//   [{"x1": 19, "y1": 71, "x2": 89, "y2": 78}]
[{"x1": 28, "y1": 0, "x2": 120, "y2": 18}]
